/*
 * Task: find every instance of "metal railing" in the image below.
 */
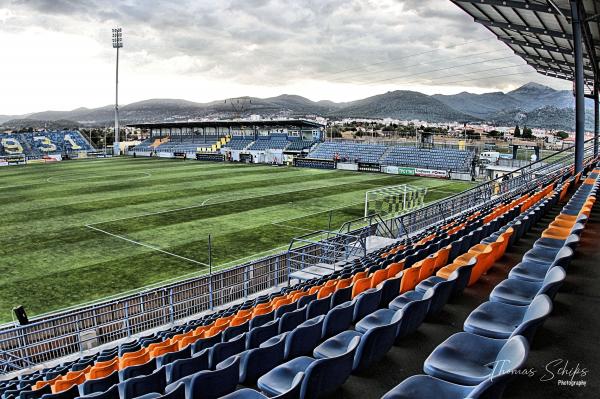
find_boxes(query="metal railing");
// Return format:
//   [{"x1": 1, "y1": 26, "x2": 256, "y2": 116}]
[{"x1": 0, "y1": 139, "x2": 595, "y2": 374}]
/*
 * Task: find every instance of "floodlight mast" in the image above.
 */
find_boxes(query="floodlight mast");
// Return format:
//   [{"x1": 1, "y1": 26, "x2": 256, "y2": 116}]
[{"x1": 112, "y1": 28, "x2": 123, "y2": 155}]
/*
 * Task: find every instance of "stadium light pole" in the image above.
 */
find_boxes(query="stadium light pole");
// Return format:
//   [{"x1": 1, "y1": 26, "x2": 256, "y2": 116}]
[{"x1": 112, "y1": 28, "x2": 123, "y2": 156}]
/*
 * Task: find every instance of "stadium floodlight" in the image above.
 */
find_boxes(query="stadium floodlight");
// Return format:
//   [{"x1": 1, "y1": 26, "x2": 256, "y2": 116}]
[{"x1": 112, "y1": 28, "x2": 123, "y2": 155}]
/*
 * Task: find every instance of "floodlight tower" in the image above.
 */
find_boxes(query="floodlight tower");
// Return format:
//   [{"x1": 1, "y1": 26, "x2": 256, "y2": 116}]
[{"x1": 112, "y1": 27, "x2": 123, "y2": 155}]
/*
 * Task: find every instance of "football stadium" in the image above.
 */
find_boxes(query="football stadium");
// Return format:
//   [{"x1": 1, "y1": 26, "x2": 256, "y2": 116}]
[{"x1": 1, "y1": 1, "x2": 600, "y2": 399}]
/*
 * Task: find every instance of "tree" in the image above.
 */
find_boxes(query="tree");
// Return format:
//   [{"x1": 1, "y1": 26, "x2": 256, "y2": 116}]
[
  {"x1": 514, "y1": 125, "x2": 521, "y2": 137},
  {"x1": 522, "y1": 126, "x2": 533, "y2": 139},
  {"x1": 555, "y1": 131, "x2": 568, "y2": 140}
]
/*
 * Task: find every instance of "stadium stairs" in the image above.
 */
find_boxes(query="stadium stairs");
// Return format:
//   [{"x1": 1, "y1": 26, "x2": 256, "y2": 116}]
[{"x1": 1, "y1": 161, "x2": 596, "y2": 399}]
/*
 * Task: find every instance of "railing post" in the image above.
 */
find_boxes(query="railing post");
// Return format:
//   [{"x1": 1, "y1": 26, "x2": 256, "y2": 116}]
[
  {"x1": 243, "y1": 266, "x2": 249, "y2": 298},
  {"x1": 208, "y1": 276, "x2": 214, "y2": 311},
  {"x1": 124, "y1": 301, "x2": 131, "y2": 337},
  {"x1": 168, "y1": 288, "x2": 174, "y2": 324}
]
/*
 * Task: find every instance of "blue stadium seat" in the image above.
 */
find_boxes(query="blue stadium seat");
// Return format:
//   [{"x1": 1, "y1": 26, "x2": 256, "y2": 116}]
[
  {"x1": 258, "y1": 334, "x2": 360, "y2": 399},
  {"x1": 423, "y1": 333, "x2": 529, "y2": 385},
  {"x1": 463, "y1": 294, "x2": 553, "y2": 342},
  {"x1": 490, "y1": 266, "x2": 566, "y2": 305},
  {"x1": 239, "y1": 333, "x2": 286, "y2": 384}
]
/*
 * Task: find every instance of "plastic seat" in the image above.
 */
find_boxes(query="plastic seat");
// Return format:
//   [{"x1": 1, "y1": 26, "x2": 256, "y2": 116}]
[
  {"x1": 415, "y1": 271, "x2": 458, "y2": 316},
  {"x1": 238, "y1": 333, "x2": 286, "y2": 384},
  {"x1": 351, "y1": 277, "x2": 371, "y2": 298},
  {"x1": 258, "y1": 335, "x2": 359, "y2": 399},
  {"x1": 278, "y1": 307, "x2": 307, "y2": 334},
  {"x1": 190, "y1": 332, "x2": 221, "y2": 354},
  {"x1": 322, "y1": 301, "x2": 354, "y2": 338},
  {"x1": 53, "y1": 372, "x2": 86, "y2": 393},
  {"x1": 165, "y1": 356, "x2": 239, "y2": 399},
  {"x1": 249, "y1": 311, "x2": 275, "y2": 329},
  {"x1": 508, "y1": 247, "x2": 573, "y2": 282},
  {"x1": 353, "y1": 288, "x2": 382, "y2": 322},
  {"x1": 381, "y1": 372, "x2": 522, "y2": 399},
  {"x1": 399, "y1": 267, "x2": 420, "y2": 293},
  {"x1": 118, "y1": 367, "x2": 166, "y2": 399},
  {"x1": 165, "y1": 349, "x2": 209, "y2": 384},
  {"x1": 284, "y1": 316, "x2": 325, "y2": 359},
  {"x1": 330, "y1": 285, "x2": 352, "y2": 308},
  {"x1": 306, "y1": 297, "x2": 331, "y2": 319},
  {"x1": 296, "y1": 293, "x2": 317, "y2": 309},
  {"x1": 490, "y1": 266, "x2": 566, "y2": 305},
  {"x1": 416, "y1": 256, "x2": 437, "y2": 281},
  {"x1": 150, "y1": 341, "x2": 179, "y2": 359},
  {"x1": 133, "y1": 382, "x2": 185, "y2": 399},
  {"x1": 119, "y1": 358, "x2": 156, "y2": 381},
  {"x1": 424, "y1": 333, "x2": 529, "y2": 385},
  {"x1": 156, "y1": 346, "x2": 192, "y2": 368},
  {"x1": 19, "y1": 385, "x2": 51, "y2": 399},
  {"x1": 354, "y1": 308, "x2": 401, "y2": 333},
  {"x1": 388, "y1": 288, "x2": 434, "y2": 313},
  {"x1": 338, "y1": 312, "x2": 403, "y2": 372},
  {"x1": 246, "y1": 319, "x2": 279, "y2": 349},
  {"x1": 464, "y1": 295, "x2": 553, "y2": 342},
  {"x1": 40, "y1": 385, "x2": 79, "y2": 399},
  {"x1": 79, "y1": 371, "x2": 119, "y2": 396},
  {"x1": 274, "y1": 302, "x2": 297, "y2": 319},
  {"x1": 223, "y1": 321, "x2": 250, "y2": 341},
  {"x1": 75, "y1": 385, "x2": 119, "y2": 399},
  {"x1": 221, "y1": 373, "x2": 303, "y2": 399},
  {"x1": 209, "y1": 333, "x2": 245, "y2": 369},
  {"x1": 376, "y1": 274, "x2": 399, "y2": 305}
]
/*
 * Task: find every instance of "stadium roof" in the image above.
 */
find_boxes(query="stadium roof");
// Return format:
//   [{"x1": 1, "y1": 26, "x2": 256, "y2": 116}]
[
  {"x1": 128, "y1": 119, "x2": 324, "y2": 129},
  {"x1": 451, "y1": 0, "x2": 599, "y2": 96}
]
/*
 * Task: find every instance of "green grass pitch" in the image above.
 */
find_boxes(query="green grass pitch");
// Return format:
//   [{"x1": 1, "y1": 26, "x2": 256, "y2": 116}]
[{"x1": 0, "y1": 157, "x2": 474, "y2": 323}]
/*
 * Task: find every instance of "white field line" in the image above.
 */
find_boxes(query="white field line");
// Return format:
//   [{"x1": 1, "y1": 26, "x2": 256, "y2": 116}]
[
  {"x1": 270, "y1": 222, "x2": 316, "y2": 233},
  {"x1": 85, "y1": 224, "x2": 210, "y2": 267}
]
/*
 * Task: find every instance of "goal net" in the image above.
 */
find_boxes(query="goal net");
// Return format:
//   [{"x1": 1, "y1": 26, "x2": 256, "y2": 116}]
[{"x1": 364, "y1": 184, "x2": 428, "y2": 218}]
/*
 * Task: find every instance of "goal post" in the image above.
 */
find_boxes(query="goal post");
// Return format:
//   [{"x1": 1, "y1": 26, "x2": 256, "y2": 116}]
[{"x1": 364, "y1": 184, "x2": 428, "y2": 218}]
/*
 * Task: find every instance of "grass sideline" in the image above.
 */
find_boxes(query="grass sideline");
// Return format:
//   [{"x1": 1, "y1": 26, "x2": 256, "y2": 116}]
[{"x1": 0, "y1": 158, "x2": 473, "y2": 322}]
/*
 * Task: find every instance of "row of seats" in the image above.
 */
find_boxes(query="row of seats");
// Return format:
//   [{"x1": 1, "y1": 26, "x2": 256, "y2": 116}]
[
  {"x1": 308, "y1": 142, "x2": 388, "y2": 164},
  {"x1": 382, "y1": 165, "x2": 598, "y2": 398},
  {"x1": 307, "y1": 142, "x2": 474, "y2": 171},
  {"x1": 223, "y1": 138, "x2": 255, "y2": 151},
  {"x1": 0, "y1": 166, "x2": 572, "y2": 399},
  {"x1": 380, "y1": 147, "x2": 474, "y2": 173},
  {"x1": 131, "y1": 136, "x2": 223, "y2": 154}
]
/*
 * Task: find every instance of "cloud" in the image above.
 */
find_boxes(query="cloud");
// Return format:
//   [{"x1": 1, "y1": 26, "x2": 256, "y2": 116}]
[{"x1": 0, "y1": 0, "x2": 570, "y2": 114}]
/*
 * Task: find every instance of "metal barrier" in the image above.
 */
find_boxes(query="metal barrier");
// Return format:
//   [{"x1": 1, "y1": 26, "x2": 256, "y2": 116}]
[{"x1": 0, "y1": 140, "x2": 595, "y2": 374}]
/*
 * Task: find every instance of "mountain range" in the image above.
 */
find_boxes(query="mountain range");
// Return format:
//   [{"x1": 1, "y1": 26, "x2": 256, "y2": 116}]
[{"x1": 1, "y1": 82, "x2": 593, "y2": 131}]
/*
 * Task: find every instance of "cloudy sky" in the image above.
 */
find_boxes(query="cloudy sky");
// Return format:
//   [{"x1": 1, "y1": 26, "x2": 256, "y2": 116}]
[{"x1": 0, "y1": 0, "x2": 570, "y2": 115}]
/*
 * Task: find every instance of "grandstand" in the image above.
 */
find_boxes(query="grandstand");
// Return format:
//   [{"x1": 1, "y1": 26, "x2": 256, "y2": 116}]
[{"x1": 0, "y1": 131, "x2": 95, "y2": 158}]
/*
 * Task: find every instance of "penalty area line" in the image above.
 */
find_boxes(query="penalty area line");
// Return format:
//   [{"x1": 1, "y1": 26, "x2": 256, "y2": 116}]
[{"x1": 85, "y1": 224, "x2": 210, "y2": 268}]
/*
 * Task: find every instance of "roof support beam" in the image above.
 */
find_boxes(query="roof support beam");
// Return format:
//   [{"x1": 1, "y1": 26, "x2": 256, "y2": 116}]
[
  {"x1": 498, "y1": 36, "x2": 573, "y2": 55},
  {"x1": 571, "y1": 0, "x2": 585, "y2": 173},
  {"x1": 475, "y1": 18, "x2": 573, "y2": 40},
  {"x1": 456, "y1": 0, "x2": 569, "y2": 15},
  {"x1": 595, "y1": 80, "x2": 599, "y2": 157},
  {"x1": 579, "y1": 3, "x2": 600, "y2": 79}
]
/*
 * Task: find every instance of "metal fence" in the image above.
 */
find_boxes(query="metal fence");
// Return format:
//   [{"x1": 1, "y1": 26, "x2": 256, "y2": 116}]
[{"x1": 0, "y1": 140, "x2": 595, "y2": 374}]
